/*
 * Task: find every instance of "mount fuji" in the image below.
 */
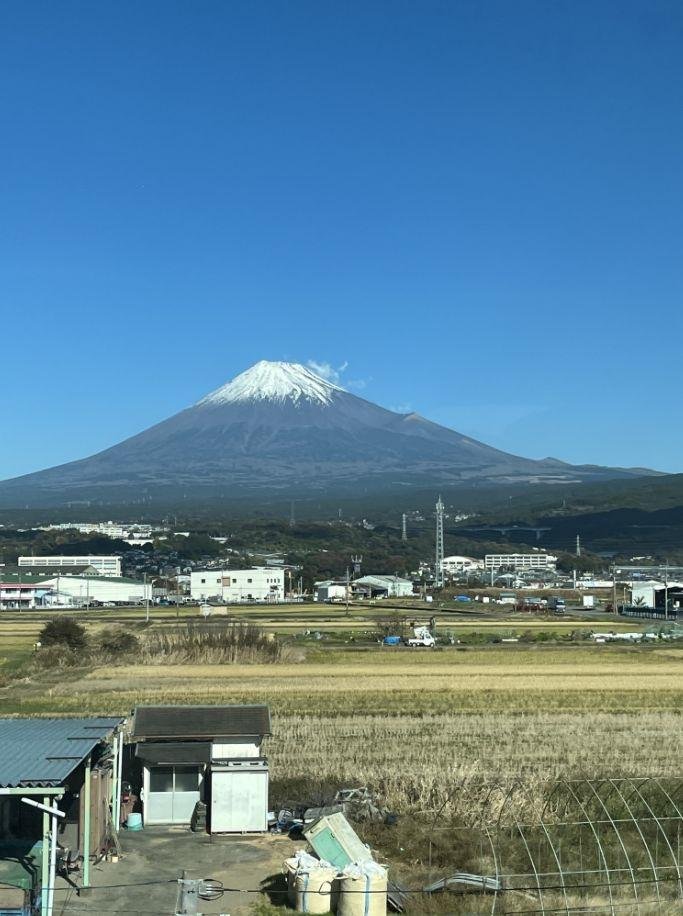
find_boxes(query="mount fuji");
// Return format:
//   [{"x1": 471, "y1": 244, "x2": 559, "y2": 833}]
[{"x1": 0, "y1": 361, "x2": 654, "y2": 506}]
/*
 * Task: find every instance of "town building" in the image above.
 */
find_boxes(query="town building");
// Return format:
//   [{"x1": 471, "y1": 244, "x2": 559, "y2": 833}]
[
  {"x1": 0, "y1": 573, "x2": 53, "y2": 610},
  {"x1": 40, "y1": 521, "x2": 154, "y2": 539},
  {"x1": 18, "y1": 555, "x2": 122, "y2": 577},
  {"x1": 131, "y1": 704, "x2": 271, "y2": 831},
  {"x1": 190, "y1": 568, "x2": 285, "y2": 602},
  {"x1": 485, "y1": 553, "x2": 557, "y2": 572}
]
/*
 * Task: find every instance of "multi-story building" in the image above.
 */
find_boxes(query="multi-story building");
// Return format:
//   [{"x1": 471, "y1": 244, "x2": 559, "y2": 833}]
[
  {"x1": 41, "y1": 521, "x2": 154, "y2": 539},
  {"x1": 18, "y1": 555, "x2": 122, "y2": 577},
  {"x1": 441, "y1": 555, "x2": 484, "y2": 575},
  {"x1": 485, "y1": 553, "x2": 557, "y2": 571},
  {"x1": 190, "y1": 568, "x2": 285, "y2": 602}
]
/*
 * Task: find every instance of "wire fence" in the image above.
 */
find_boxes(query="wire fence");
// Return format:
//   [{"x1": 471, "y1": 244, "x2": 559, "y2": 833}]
[{"x1": 48, "y1": 776, "x2": 682, "y2": 915}]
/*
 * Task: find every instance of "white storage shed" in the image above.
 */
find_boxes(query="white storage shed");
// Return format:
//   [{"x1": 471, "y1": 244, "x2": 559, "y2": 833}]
[{"x1": 131, "y1": 705, "x2": 271, "y2": 832}]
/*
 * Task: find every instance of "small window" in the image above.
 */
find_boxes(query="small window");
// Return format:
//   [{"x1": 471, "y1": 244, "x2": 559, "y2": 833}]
[
  {"x1": 247, "y1": 578, "x2": 252, "y2": 584},
  {"x1": 174, "y1": 766, "x2": 199, "y2": 792},
  {"x1": 232, "y1": 578, "x2": 237, "y2": 584},
  {"x1": 200, "y1": 578, "x2": 206, "y2": 584},
  {"x1": 149, "y1": 766, "x2": 173, "y2": 793}
]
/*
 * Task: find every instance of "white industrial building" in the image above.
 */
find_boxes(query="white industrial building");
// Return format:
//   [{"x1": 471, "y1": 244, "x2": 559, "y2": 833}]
[
  {"x1": 41, "y1": 575, "x2": 152, "y2": 606},
  {"x1": 352, "y1": 575, "x2": 414, "y2": 598},
  {"x1": 630, "y1": 580, "x2": 683, "y2": 609},
  {"x1": 191, "y1": 568, "x2": 285, "y2": 602},
  {"x1": 18, "y1": 555, "x2": 122, "y2": 577},
  {"x1": 485, "y1": 553, "x2": 557, "y2": 571},
  {"x1": 314, "y1": 580, "x2": 349, "y2": 602},
  {"x1": 441, "y1": 555, "x2": 484, "y2": 575},
  {"x1": 0, "y1": 572, "x2": 151, "y2": 608}
]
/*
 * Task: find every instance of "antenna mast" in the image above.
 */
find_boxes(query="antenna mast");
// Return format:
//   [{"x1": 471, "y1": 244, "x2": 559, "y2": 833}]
[
  {"x1": 401, "y1": 513, "x2": 407, "y2": 541},
  {"x1": 435, "y1": 496, "x2": 444, "y2": 589}
]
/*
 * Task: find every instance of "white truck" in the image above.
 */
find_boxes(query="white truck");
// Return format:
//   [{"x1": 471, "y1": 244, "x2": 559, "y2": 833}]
[{"x1": 406, "y1": 625, "x2": 436, "y2": 648}]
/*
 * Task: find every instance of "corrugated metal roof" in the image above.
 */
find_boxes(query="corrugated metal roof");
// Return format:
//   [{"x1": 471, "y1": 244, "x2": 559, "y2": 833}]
[
  {"x1": 0, "y1": 718, "x2": 122, "y2": 788},
  {"x1": 132, "y1": 705, "x2": 271, "y2": 739},
  {"x1": 354, "y1": 575, "x2": 412, "y2": 586}
]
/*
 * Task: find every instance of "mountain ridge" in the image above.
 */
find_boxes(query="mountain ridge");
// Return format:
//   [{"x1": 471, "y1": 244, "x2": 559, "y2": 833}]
[{"x1": 0, "y1": 360, "x2": 659, "y2": 507}]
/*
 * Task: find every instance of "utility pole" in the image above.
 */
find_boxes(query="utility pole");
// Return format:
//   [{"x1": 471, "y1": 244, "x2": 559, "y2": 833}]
[
  {"x1": 435, "y1": 496, "x2": 444, "y2": 589},
  {"x1": 664, "y1": 561, "x2": 669, "y2": 621},
  {"x1": 401, "y1": 513, "x2": 407, "y2": 542},
  {"x1": 345, "y1": 567, "x2": 350, "y2": 616},
  {"x1": 144, "y1": 573, "x2": 150, "y2": 623}
]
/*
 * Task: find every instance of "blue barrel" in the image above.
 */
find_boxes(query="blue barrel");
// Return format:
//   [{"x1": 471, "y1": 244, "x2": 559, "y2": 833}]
[
  {"x1": 383, "y1": 636, "x2": 401, "y2": 645},
  {"x1": 126, "y1": 813, "x2": 143, "y2": 831}
]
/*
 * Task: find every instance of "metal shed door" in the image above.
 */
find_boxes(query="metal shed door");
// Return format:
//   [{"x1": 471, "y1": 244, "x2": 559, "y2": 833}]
[
  {"x1": 211, "y1": 769, "x2": 267, "y2": 832},
  {"x1": 146, "y1": 766, "x2": 200, "y2": 824}
]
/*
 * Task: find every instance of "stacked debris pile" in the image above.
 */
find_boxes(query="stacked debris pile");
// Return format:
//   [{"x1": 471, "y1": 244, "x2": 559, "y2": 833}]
[
  {"x1": 281, "y1": 812, "x2": 393, "y2": 915},
  {"x1": 190, "y1": 801, "x2": 207, "y2": 832}
]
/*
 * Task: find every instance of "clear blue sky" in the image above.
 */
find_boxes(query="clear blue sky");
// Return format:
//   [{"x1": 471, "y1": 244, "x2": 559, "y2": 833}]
[{"x1": 2, "y1": 0, "x2": 682, "y2": 478}]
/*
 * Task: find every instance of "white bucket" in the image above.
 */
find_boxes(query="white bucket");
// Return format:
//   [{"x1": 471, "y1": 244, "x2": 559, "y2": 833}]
[
  {"x1": 337, "y1": 869, "x2": 388, "y2": 916},
  {"x1": 294, "y1": 866, "x2": 337, "y2": 914}
]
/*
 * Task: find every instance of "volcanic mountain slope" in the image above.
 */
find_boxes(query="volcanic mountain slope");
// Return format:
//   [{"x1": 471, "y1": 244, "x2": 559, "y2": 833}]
[{"x1": 0, "y1": 361, "x2": 655, "y2": 505}]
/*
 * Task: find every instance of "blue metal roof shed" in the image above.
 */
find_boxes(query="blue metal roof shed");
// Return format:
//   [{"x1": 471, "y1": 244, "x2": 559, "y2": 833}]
[
  {"x1": 0, "y1": 718, "x2": 122, "y2": 788},
  {"x1": 0, "y1": 717, "x2": 123, "y2": 911}
]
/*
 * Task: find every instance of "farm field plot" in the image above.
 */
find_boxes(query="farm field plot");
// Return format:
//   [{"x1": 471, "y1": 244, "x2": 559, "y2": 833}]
[
  {"x1": 1, "y1": 615, "x2": 680, "y2": 912},
  {"x1": 1, "y1": 634, "x2": 680, "y2": 816}
]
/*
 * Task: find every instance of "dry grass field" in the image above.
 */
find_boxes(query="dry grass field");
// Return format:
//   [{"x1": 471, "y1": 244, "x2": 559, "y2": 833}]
[
  {"x1": 1, "y1": 629, "x2": 680, "y2": 816},
  {"x1": 1, "y1": 612, "x2": 681, "y2": 912}
]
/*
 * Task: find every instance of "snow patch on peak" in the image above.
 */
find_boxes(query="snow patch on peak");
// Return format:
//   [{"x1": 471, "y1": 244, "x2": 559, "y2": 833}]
[{"x1": 197, "y1": 360, "x2": 345, "y2": 407}]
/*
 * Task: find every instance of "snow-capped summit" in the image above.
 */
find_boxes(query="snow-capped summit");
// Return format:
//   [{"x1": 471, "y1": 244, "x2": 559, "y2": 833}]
[{"x1": 197, "y1": 360, "x2": 344, "y2": 407}]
